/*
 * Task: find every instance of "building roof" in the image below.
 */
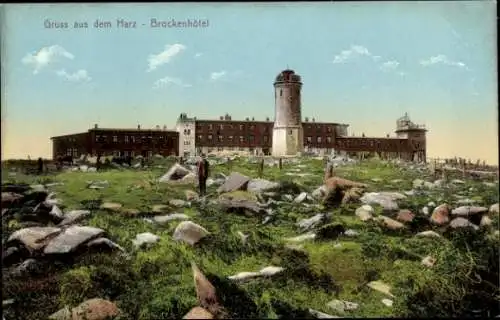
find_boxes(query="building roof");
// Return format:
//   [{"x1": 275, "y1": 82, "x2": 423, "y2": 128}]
[
  {"x1": 50, "y1": 132, "x2": 88, "y2": 140},
  {"x1": 88, "y1": 128, "x2": 177, "y2": 133}
]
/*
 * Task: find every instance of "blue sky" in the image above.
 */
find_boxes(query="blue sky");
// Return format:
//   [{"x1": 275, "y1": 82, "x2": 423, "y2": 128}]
[{"x1": 1, "y1": 2, "x2": 498, "y2": 163}]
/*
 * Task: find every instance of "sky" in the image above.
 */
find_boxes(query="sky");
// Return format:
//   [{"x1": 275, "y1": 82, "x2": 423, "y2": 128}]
[{"x1": 1, "y1": 2, "x2": 498, "y2": 164}]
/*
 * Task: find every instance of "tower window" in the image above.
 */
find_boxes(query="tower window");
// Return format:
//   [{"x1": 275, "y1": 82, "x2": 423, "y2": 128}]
[
  {"x1": 280, "y1": 89, "x2": 283, "y2": 97},
  {"x1": 289, "y1": 130, "x2": 293, "y2": 135}
]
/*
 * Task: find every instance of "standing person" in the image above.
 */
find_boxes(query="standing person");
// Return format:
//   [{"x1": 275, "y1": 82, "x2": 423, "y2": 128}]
[
  {"x1": 37, "y1": 157, "x2": 43, "y2": 175},
  {"x1": 197, "y1": 154, "x2": 210, "y2": 196}
]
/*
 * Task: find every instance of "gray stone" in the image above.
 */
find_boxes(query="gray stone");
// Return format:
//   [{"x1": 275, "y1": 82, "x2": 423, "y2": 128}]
[
  {"x1": 294, "y1": 192, "x2": 308, "y2": 203},
  {"x1": 449, "y1": 217, "x2": 479, "y2": 230},
  {"x1": 327, "y1": 299, "x2": 359, "y2": 313},
  {"x1": 311, "y1": 185, "x2": 328, "y2": 199},
  {"x1": 451, "y1": 206, "x2": 488, "y2": 217},
  {"x1": 87, "y1": 237, "x2": 125, "y2": 252},
  {"x1": 8, "y1": 227, "x2": 62, "y2": 251},
  {"x1": 308, "y1": 309, "x2": 340, "y2": 318},
  {"x1": 217, "y1": 172, "x2": 250, "y2": 193},
  {"x1": 415, "y1": 230, "x2": 441, "y2": 238},
  {"x1": 50, "y1": 205, "x2": 64, "y2": 220},
  {"x1": 58, "y1": 210, "x2": 91, "y2": 226},
  {"x1": 355, "y1": 204, "x2": 374, "y2": 221},
  {"x1": 360, "y1": 193, "x2": 401, "y2": 211},
  {"x1": 480, "y1": 215, "x2": 493, "y2": 227},
  {"x1": 490, "y1": 203, "x2": 499, "y2": 215},
  {"x1": 247, "y1": 179, "x2": 279, "y2": 193},
  {"x1": 132, "y1": 232, "x2": 159, "y2": 248},
  {"x1": 44, "y1": 226, "x2": 105, "y2": 254},
  {"x1": 158, "y1": 163, "x2": 192, "y2": 182},
  {"x1": 153, "y1": 213, "x2": 189, "y2": 224},
  {"x1": 169, "y1": 199, "x2": 187, "y2": 207},
  {"x1": 173, "y1": 221, "x2": 209, "y2": 246},
  {"x1": 297, "y1": 214, "x2": 325, "y2": 231}
]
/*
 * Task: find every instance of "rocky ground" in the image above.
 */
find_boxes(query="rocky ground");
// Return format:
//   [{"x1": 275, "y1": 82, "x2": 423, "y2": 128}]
[{"x1": 1, "y1": 156, "x2": 499, "y2": 319}]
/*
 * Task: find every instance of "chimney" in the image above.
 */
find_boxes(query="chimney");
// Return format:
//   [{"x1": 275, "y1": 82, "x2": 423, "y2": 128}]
[
  {"x1": 245, "y1": 117, "x2": 249, "y2": 121},
  {"x1": 94, "y1": 124, "x2": 98, "y2": 129},
  {"x1": 156, "y1": 125, "x2": 160, "y2": 130},
  {"x1": 266, "y1": 117, "x2": 270, "y2": 121},
  {"x1": 163, "y1": 125, "x2": 167, "y2": 130},
  {"x1": 305, "y1": 117, "x2": 309, "y2": 122},
  {"x1": 194, "y1": 117, "x2": 197, "y2": 120},
  {"x1": 251, "y1": 117, "x2": 255, "y2": 121},
  {"x1": 220, "y1": 116, "x2": 223, "y2": 120},
  {"x1": 312, "y1": 118, "x2": 315, "y2": 122},
  {"x1": 137, "y1": 124, "x2": 141, "y2": 130}
]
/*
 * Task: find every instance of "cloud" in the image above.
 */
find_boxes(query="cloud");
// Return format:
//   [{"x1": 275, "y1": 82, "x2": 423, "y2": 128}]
[
  {"x1": 420, "y1": 54, "x2": 467, "y2": 69},
  {"x1": 21, "y1": 45, "x2": 74, "y2": 74},
  {"x1": 147, "y1": 44, "x2": 186, "y2": 72},
  {"x1": 153, "y1": 76, "x2": 191, "y2": 89},
  {"x1": 194, "y1": 52, "x2": 203, "y2": 58},
  {"x1": 210, "y1": 70, "x2": 227, "y2": 81},
  {"x1": 380, "y1": 60, "x2": 400, "y2": 71},
  {"x1": 332, "y1": 45, "x2": 376, "y2": 64},
  {"x1": 56, "y1": 69, "x2": 91, "y2": 82}
]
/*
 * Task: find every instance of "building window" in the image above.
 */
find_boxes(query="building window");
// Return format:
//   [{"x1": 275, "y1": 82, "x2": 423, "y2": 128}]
[
  {"x1": 218, "y1": 135, "x2": 223, "y2": 142},
  {"x1": 219, "y1": 124, "x2": 224, "y2": 130},
  {"x1": 147, "y1": 151, "x2": 153, "y2": 158},
  {"x1": 95, "y1": 135, "x2": 100, "y2": 142},
  {"x1": 317, "y1": 136, "x2": 322, "y2": 143},
  {"x1": 289, "y1": 130, "x2": 293, "y2": 135},
  {"x1": 66, "y1": 149, "x2": 72, "y2": 156},
  {"x1": 228, "y1": 136, "x2": 233, "y2": 142},
  {"x1": 249, "y1": 135, "x2": 255, "y2": 142},
  {"x1": 124, "y1": 136, "x2": 129, "y2": 143},
  {"x1": 250, "y1": 125, "x2": 255, "y2": 130},
  {"x1": 113, "y1": 136, "x2": 118, "y2": 143},
  {"x1": 228, "y1": 124, "x2": 233, "y2": 129},
  {"x1": 197, "y1": 135, "x2": 203, "y2": 141},
  {"x1": 124, "y1": 151, "x2": 129, "y2": 156},
  {"x1": 239, "y1": 136, "x2": 245, "y2": 142},
  {"x1": 263, "y1": 136, "x2": 269, "y2": 143},
  {"x1": 239, "y1": 124, "x2": 244, "y2": 130},
  {"x1": 280, "y1": 89, "x2": 283, "y2": 97},
  {"x1": 131, "y1": 136, "x2": 135, "y2": 143},
  {"x1": 208, "y1": 124, "x2": 213, "y2": 130},
  {"x1": 326, "y1": 137, "x2": 332, "y2": 143},
  {"x1": 208, "y1": 135, "x2": 213, "y2": 140},
  {"x1": 327, "y1": 127, "x2": 332, "y2": 133}
]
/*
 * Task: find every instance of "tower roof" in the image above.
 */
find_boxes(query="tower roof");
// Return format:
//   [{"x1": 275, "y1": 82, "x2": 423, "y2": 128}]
[{"x1": 275, "y1": 69, "x2": 302, "y2": 84}]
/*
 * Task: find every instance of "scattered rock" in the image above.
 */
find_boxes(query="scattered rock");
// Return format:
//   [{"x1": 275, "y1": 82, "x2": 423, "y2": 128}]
[
  {"x1": 183, "y1": 307, "x2": 214, "y2": 319},
  {"x1": 100, "y1": 202, "x2": 122, "y2": 211},
  {"x1": 308, "y1": 308, "x2": 340, "y2": 318},
  {"x1": 360, "y1": 192, "x2": 401, "y2": 211},
  {"x1": 294, "y1": 192, "x2": 309, "y2": 203},
  {"x1": 8, "y1": 227, "x2": 62, "y2": 251},
  {"x1": 327, "y1": 299, "x2": 359, "y2": 313},
  {"x1": 421, "y1": 255, "x2": 436, "y2": 268},
  {"x1": 132, "y1": 232, "x2": 159, "y2": 248},
  {"x1": 449, "y1": 217, "x2": 479, "y2": 230},
  {"x1": 415, "y1": 230, "x2": 441, "y2": 238},
  {"x1": 480, "y1": 215, "x2": 493, "y2": 228},
  {"x1": 44, "y1": 226, "x2": 105, "y2": 254},
  {"x1": 297, "y1": 214, "x2": 325, "y2": 231},
  {"x1": 154, "y1": 213, "x2": 190, "y2": 224},
  {"x1": 58, "y1": 210, "x2": 91, "y2": 226},
  {"x1": 169, "y1": 199, "x2": 187, "y2": 207},
  {"x1": 173, "y1": 221, "x2": 209, "y2": 246},
  {"x1": 355, "y1": 205, "x2": 374, "y2": 221},
  {"x1": 159, "y1": 163, "x2": 192, "y2": 182},
  {"x1": 247, "y1": 178, "x2": 279, "y2": 193},
  {"x1": 377, "y1": 216, "x2": 405, "y2": 230},
  {"x1": 152, "y1": 204, "x2": 169, "y2": 213},
  {"x1": 71, "y1": 298, "x2": 121, "y2": 320},
  {"x1": 367, "y1": 280, "x2": 394, "y2": 297},
  {"x1": 430, "y1": 204, "x2": 450, "y2": 225},
  {"x1": 489, "y1": 203, "x2": 499, "y2": 216},
  {"x1": 185, "y1": 190, "x2": 199, "y2": 201},
  {"x1": 396, "y1": 209, "x2": 415, "y2": 223},
  {"x1": 451, "y1": 206, "x2": 488, "y2": 217},
  {"x1": 381, "y1": 299, "x2": 393, "y2": 307},
  {"x1": 217, "y1": 172, "x2": 250, "y2": 193},
  {"x1": 285, "y1": 233, "x2": 317, "y2": 243}
]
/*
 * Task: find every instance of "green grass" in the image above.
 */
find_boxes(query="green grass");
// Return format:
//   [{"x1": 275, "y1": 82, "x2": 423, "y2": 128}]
[{"x1": 2, "y1": 157, "x2": 499, "y2": 319}]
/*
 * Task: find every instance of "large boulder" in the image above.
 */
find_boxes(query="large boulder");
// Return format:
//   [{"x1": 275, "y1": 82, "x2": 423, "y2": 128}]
[
  {"x1": 44, "y1": 226, "x2": 105, "y2": 255},
  {"x1": 247, "y1": 179, "x2": 279, "y2": 193},
  {"x1": 217, "y1": 172, "x2": 250, "y2": 193},
  {"x1": 8, "y1": 227, "x2": 62, "y2": 251},
  {"x1": 173, "y1": 221, "x2": 209, "y2": 246},
  {"x1": 159, "y1": 164, "x2": 192, "y2": 182}
]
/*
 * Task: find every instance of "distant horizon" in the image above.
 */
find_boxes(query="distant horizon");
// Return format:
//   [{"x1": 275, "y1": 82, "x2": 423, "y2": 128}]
[{"x1": 1, "y1": 2, "x2": 498, "y2": 164}]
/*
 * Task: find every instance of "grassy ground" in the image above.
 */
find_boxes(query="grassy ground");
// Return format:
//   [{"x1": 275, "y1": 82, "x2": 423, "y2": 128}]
[{"x1": 2, "y1": 158, "x2": 499, "y2": 319}]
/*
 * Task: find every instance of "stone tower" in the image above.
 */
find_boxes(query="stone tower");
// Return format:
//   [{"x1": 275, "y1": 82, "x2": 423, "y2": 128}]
[
  {"x1": 395, "y1": 112, "x2": 428, "y2": 162},
  {"x1": 272, "y1": 69, "x2": 304, "y2": 156}
]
